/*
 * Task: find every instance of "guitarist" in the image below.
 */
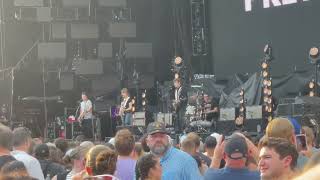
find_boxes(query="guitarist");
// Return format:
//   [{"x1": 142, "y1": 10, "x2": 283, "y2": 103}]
[
  {"x1": 78, "y1": 92, "x2": 93, "y2": 139},
  {"x1": 119, "y1": 88, "x2": 133, "y2": 126},
  {"x1": 172, "y1": 78, "x2": 188, "y2": 133}
]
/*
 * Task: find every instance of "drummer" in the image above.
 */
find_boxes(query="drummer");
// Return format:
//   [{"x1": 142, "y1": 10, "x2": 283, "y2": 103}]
[{"x1": 203, "y1": 94, "x2": 219, "y2": 122}]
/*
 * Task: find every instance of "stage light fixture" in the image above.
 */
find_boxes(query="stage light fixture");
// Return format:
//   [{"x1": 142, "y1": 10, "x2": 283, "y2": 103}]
[
  {"x1": 309, "y1": 47, "x2": 320, "y2": 63},
  {"x1": 309, "y1": 80, "x2": 315, "y2": 89},
  {"x1": 310, "y1": 91, "x2": 315, "y2": 97},
  {"x1": 262, "y1": 71, "x2": 268, "y2": 78},
  {"x1": 261, "y1": 62, "x2": 268, "y2": 69},
  {"x1": 240, "y1": 99, "x2": 244, "y2": 104},
  {"x1": 240, "y1": 106, "x2": 245, "y2": 112},
  {"x1": 240, "y1": 89, "x2": 244, "y2": 96},
  {"x1": 267, "y1": 79, "x2": 272, "y2": 87},
  {"x1": 174, "y1": 73, "x2": 180, "y2": 79},
  {"x1": 174, "y1": 56, "x2": 183, "y2": 65},
  {"x1": 263, "y1": 87, "x2": 269, "y2": 95},
  {"x1": 267, "y1": 89, "x2": 272, "y2": 96},
  {"x1": 142, "y1": 101, "x2": 146, "y2": 106},
  {"x1": 142, "y1": 92, "x2": 146, "y2": 98},
  {"x1": 263, "y1": 79, "x2": 269, "y2": 86}
]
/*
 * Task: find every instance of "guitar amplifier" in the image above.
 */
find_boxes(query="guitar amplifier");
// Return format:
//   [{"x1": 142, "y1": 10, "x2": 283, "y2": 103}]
[
  {"x1": 220, "y1": 108, "x2": 235, "y2": 121},
  {"x1": 133, "y1": 112, "x2": 145, "y2": 126},
  {"x1": 156, "y1": 113, "x2": 173, "y2": 126}
]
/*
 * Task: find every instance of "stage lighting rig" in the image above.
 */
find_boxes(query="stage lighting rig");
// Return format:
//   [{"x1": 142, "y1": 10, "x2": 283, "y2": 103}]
[
  {"x1": 172, "y1": 56, "x2": 187, "y2": 82},
  {"x1": 141, "y1": 90, "x2": 147, "y2": 111},
  {"x1": 309, "y1": 79, "x2": 315, "y2": 97},
  {"x1": 308, "y1": 46, "x2": 320, "y2": 96},
  {"x1": 235, "y1": 88, "x2": 246, "y2": 129},
  {"x1": 261, "y1": 44, "x2": 273, "y2": 122}
]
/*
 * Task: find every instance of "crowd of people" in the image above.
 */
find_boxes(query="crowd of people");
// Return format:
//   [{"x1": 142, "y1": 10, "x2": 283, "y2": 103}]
[{"x1": 0, "y1": 117, "x2": 320, "y2": 180}]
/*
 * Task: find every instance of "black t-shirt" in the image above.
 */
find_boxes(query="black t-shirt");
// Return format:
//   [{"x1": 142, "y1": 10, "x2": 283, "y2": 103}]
[
  {"x1": 197, "y1": 152, "x2": 212, "y2": 167},
  {"x1": 0, "y1": 155, "x2": 16, "y2": 170}
]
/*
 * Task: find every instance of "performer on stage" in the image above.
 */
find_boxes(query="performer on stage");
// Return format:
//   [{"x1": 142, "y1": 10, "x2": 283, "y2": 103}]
[
  {"x1": 203, "y1": 94, "x2": 219, "y2": 130},
  {"x1": 119, "y1": 88, "x2": 133, "y2": 126},
  {"x1": 172, "y1": 78, "x2": 188, "y2": 133},
  {"x1": 78, "y1": 92, "x2": 93, "y2": 139}
]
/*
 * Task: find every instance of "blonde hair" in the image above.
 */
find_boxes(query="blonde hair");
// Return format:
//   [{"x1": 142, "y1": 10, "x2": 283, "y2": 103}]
[
  {"x1": 266, "y1": 118, "x2": 294, "y2": 142},
  {"x1": 302, "y1": 126, "x2": 314, "y2": 146}
]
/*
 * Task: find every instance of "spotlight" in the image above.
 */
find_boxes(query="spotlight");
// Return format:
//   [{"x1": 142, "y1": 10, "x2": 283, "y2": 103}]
[
  {"x1": 175, "y1": 73, "x2": 179, "y2": 79},
  {"x1": 267, "y1": 79, "x2": 272, "y2": 87},
  {"x1": 142, "y1": 101, "x2": 146, "y2": 106},
  {"x1": 309, "y1": 80, "x2": 315, "y2": 89},
  {"x1": 240, "y1": 89, "x2": 244, "y2": 96},
  {"x1": 310, "y1": 91, "x2": 315, "y2": 97},
  {"x1": 267, "y1": 89, "x2": 272, "y2": 96},
  {"x1": 263, "y1": 79, "x2": 268, "y2": 86},
  {"x1": 261, "y1": 62, "x2": 268, "y2": 69},
  {"x1": 262, "y1": 71, "x2": 268, "y2": 78},
  {"x1": 240, "y1": 99, "x2": 244, "y2": 104},
  {"x1": 240, "y1": 106, "x2": 245, "y2": 113},
  {"x1": 264, "y1": 44, "x2": 272, "y2": 57},
  {"x1": 264, "y1": 96, "x2": 269, "y2": 103},
  {"x1": 309, "y1": 47, "x2": 320, "y2": 63},
  {"x1": 174, "y1": 56, "x2": 183, "y2": 65},
  {"x1": 263, "y1": 87, "x2": 269, "y2": 94},
  {"x1": 142, "y1": 92, "x2": 146, "y2": 99}
]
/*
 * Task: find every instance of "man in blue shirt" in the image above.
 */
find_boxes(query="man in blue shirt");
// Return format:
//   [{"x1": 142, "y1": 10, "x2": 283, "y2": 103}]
[
  {"x1": 146, "y1": 122, "x2": 203, "y2": 180},
  {"x1": 204, "y1": 134, "x2": 260, "y2": 180}
]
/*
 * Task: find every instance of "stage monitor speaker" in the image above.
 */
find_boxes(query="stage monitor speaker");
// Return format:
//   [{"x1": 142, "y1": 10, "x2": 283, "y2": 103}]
[
  {"x1": 62, "y1": 0, "x2": 90, "y2": 8},
  {"x1": 51, "y1": 23, "x2": 67, "y2": 39},
  {"x1": 14, "y1": 0, "x2": 43, "y2": 7},
  {"x1": 98, "y1": 0, "x2": 127, "y2": 7},
  {"x1": 156, "y1": 113, "x2": 173, "y2": 126},
  {"x1": 75, "y1": 60, "x2": 103, "y2": 75},
  {"x1": 38, "y1": 42, "x2": 66, "y2": 60},
  {"x1": 71, "y1": 24, "x2": 99, "y2": 39},
  {"x1": 220, "y1": 108, "x2": 235, "y2": 121},
  {"x1": 109, "y1": 22, "x2": 136, "y2": 38},
  {"x1": 98, "y1": 43, "x2": 113, "y2": 58},
  {"x1": 36, "y1": 7, "x2": 52, "y2": 22},
  {"x1": 125, "y1": 43, "x2": 152, "y2": 58},
  {"x1": 59, "y1": 73, "x2": 74, "y2": 90},
  {"x1": 246, "y1": 106, "x2": 262, "y2": 119},
  {"x1": 133, "y1": 112, "x2": 145, "y2": 126}
]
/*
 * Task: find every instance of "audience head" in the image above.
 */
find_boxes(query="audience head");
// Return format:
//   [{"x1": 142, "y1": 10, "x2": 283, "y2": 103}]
[
  {"x1": 133, "y1": 143, "x2": 144, "y2": 160},
  {"x1": 12, "y1": 127, "x2": 32, "y2": 151},
  {"x1": 85, "y1": 145, "x2": 111, "y2": 176},
  {"x1": 0, "y1": 160, "x2": 29, "y2": 177},
  {"x1": 0, "y1": 125, "x2": 13, "y2": 151},
  {"x1": 146, "y1": 122, "x2": 170, "y2": 157},
  {"x1": 140, "y1": 134, "x2": 150, "y2": 153},
  {"x1": 115, "y1": 129, "x2": 135, "y2": 157},
  {"x1": 54, "y1": 138, "x2": 68, "y2": 154},
  {"x1": 137, "y1": 154, "x2": 162, "y2": 180},
  {"x1": 204, "y1": 136, "x2": 217, "y2": 153},
  {"x1": 95, "y1": 148, "x2": 118, "y2": 175},
  {"x1": 34, "y1": 143, "x2": 49, "y2": 160},
  {"x1": 181, "y1": 138, "x2": 196, "y2": 156},
  {"x1": 223, "y1": 134, "x2": 248, "y2": 168},
  {"x1": 48, "y1": 146, "x2": 63, "y2": 164},
  {"x1": 186, "y1": 132, "x2": 201, "y2": 150},
  {"x1": 266, "y1": 118, "x2": 296, "y2": 145},
  {"x1": 259, "y1": 137, "x2": 298, "y2": 180}
]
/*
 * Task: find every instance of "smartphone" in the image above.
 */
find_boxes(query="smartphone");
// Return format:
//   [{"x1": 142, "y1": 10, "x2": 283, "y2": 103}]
[{"x1": 296, "y1": 134, "x2": 307, "y2": 151}]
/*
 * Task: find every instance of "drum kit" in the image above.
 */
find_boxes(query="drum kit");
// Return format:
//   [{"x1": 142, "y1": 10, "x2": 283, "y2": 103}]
[{"x1": 185, "y1": 90, "x2": 215, "y2": 132}]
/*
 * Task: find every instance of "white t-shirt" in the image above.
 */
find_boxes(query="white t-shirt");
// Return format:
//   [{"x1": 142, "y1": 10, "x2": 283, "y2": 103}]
[
  {"x1": 80, "y1": 100, "x2": 93, "y2": 119},
  {"x1": 11, "y1": 150, "x2": 45, "y2": 180}
]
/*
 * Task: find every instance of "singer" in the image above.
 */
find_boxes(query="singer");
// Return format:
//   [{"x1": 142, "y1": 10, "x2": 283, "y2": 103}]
[{"x1": 78, "y1": 92, "x2": 93, "y2": 139}]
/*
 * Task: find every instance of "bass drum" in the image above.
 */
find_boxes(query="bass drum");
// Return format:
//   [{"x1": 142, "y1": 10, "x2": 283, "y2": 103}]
[{"x1": 186, "y1": 105, "x2": 196, "y2": 115}]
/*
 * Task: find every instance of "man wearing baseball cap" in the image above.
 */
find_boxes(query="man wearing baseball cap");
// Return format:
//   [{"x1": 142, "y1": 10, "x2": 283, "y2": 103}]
[
  {"x1": 204, "y1": 134, "x2": 260, "y2": 180},
  {"x1": 146, "y1": 122, "x2": 202, "y2": 180}
]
